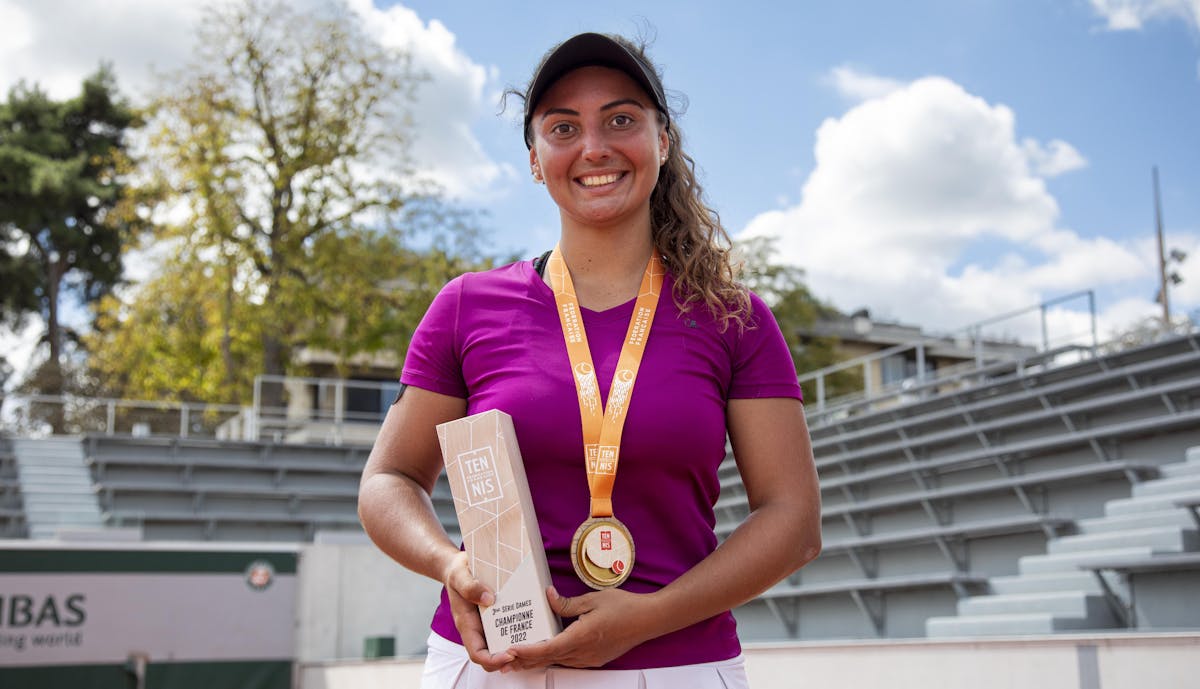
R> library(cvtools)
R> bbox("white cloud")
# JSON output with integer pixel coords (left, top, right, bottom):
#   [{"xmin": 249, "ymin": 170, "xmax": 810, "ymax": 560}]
[
  {"xmin": 0, "ymin": 2, "xmax": 34, "ymax": 54},
  {"xmin": 0, "ymin": 0, "xmax": 204, "ymax": 101},
  {"xmin": 344, "ymin": 0, "xmax": 513, "ymax": 199},
  {"xmin": 827, "ymin": 65, "xmax": 905, "ymax": 102},
  {"xmin": 1022, "ymin": 139, "xmax": 1088, "ymax": 177},
  {"xmin": 739, "ymin": 72, "xmax": 1171, "ymax": 344},
  {"xmin": 0, "ymin": 0, "xmax": 507, "ymax": 200},
  {"xmin": 1089, "ymin": 0, "xmax": 1200, "ymax": 31}
]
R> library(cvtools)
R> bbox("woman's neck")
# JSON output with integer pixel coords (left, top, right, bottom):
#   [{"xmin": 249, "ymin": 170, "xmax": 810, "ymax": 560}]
[{"xmin": 552, "ymin": 226, "xmax": 655, "ymax": 312}]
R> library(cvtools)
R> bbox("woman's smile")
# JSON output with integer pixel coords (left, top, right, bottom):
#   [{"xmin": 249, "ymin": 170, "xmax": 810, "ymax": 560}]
[{"xmin": 578, "ymin": 172, "xmax": 624, "ymax": 188}]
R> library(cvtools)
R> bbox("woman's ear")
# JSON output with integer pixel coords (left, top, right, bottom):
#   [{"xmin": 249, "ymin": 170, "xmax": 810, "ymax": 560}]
[{"xmin": 530, "ymin": 150, "xmax": 544, "ymax": 184}]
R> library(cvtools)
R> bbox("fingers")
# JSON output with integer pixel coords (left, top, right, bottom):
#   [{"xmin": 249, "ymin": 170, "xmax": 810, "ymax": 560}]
[
  {"xmin": 443, "ymin": 555, "xmax": 513, "ymax": 671},
  {"xmin": 445, "ymin": 552, "xmax": 495, "ymax": 607},
  {"xmin": 507, "ymin": 587, "xmax": 604, "ymax": 670},
  {"xmin": 545, "ymin": 585, "xmax": 588, "ymax": 619}
]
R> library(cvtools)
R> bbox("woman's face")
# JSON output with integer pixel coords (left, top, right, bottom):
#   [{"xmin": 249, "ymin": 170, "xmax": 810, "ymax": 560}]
[{"xmin": 529, "ymin": 66, "xmax": 669, "ymax": 233}]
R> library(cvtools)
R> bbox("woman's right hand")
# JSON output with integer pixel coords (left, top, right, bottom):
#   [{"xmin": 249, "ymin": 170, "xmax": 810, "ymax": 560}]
[{"xmin": 444, "ymin": 551, "xmax": 515, "ymax": 672}]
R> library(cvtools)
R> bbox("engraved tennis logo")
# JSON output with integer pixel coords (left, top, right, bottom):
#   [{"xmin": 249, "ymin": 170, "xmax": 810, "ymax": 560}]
[{"xmin": 458, "ymin": 447, "xmax": 503, "ymax": 506}]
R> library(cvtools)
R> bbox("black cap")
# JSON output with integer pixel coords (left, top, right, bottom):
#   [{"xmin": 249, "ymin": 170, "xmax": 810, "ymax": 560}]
[{"xmin": 523, "ymin": 32, "xmax": 669, "ymax": 149}]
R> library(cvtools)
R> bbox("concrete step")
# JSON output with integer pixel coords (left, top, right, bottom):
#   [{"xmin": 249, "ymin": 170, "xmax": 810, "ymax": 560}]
[
  {"xmin": 1019, "ymin": 546, "xmax": 1156, "ymax": 574},
  {"xmin": 1186, "ymin": 446, "xmax": 1200, "ymax": 463},
  {"xmin": 1047, "ymin": 526, "xmax": 1198, "ymax": 555},
  {"xmin": 16, "ymin": 449, "xmax": 88, "ymax": 458},
  {"xmin": 29, "ymin": 524, "xmax": 102, "ymax": 540},
  {"xmin": 1106, "ymin": 490, "xmax": 1200, "ymax": 517},
  {"xmin": 1161, "ymin": 462, "xmax": 1200, "ymax": 479},
  {"xmin": 985, "ymin": 572, "xmax": 1098, "ymax": 597},
  {"xmin": 14, "ymin": 453, "xmax": 88, "ymax": 465},
  {"xmin": 25, "ymin": 505, "xmax": 103, "ymax": 518},
  {"xmin": 1134, "ymin": 474, "xmax": 1200, "ymax": 497},
  {"xmin": 22, "ymin": 493, "xmax": 95, "ymax": 506},
  {"xmin": 20, "ymin": 479, "xmax": 96, "ymax": 491},
  {"xmin": 22, "ymin": 494, "xmax": 100, "ymax": 508},
  {"xmin": 25, "ymin": 513, "xmax": 103, "ymax": 525},
  {"xmin": 13, "ymin": 439, "xmax": 84, "ymax": 450},
  {"xmin": 926, "ymin": 611, "xmax": 1103, "ymax": 637},
  {"xmin": 1076, "ymin": 509, "xmax": 1196, "ymax": 534},
  {"xmin": 13, "ymin": 468, "xmax": 93, "ymax": 477},
  {"xmin": 958, "ymin": 590, "xmax": 1113, "ymax": 621}
]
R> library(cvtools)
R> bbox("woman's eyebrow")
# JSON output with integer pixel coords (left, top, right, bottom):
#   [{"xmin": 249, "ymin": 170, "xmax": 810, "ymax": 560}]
[
  {"xmin": 540, "ymin": 99, "xmax": 648, "ymax": 120},
  {"xmin": 600, "ymin": 98, "xmax": 647, "ymax": 111}
]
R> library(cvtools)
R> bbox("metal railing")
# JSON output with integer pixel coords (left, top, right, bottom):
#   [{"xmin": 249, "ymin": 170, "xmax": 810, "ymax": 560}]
[
  {"xmin": 0, "ymin": 376, "xmax": 400, "ymax": 446},
  {"xmin": 246, "ymin": 374, "xmax": 400, "ymax": 446},
  {"xmin": 800, "ymin": 290, "xmax": 1100, "ymax": 420},
  {"xmin": 0, "ymin": 394, "xmax": 244, "ymax": 439}
]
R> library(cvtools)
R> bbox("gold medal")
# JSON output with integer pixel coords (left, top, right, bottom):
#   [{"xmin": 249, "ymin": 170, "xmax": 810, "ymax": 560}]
[
  {"xmin": 570, "ymin": 517, "xmax": 635, "ymax": 590},
  {"xmin": 548, "ymin": 245, "xmax": 663, "ymax": 590}
]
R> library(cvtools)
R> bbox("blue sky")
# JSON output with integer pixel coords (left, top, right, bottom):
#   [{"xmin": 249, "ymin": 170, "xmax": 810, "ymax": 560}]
[
  {"xmin": 2, "ymin": 0, "xmax": 1199, "ymax": 375},
  {"xmin": 399, "ymin": 0, "xmax": 1200, "ymax": 250}
]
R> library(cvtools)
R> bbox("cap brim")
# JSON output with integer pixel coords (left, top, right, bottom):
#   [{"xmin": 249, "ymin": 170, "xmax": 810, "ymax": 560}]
[{"xmin": 524, "ymin": 33, "xmax": 667, "ymax": 147}]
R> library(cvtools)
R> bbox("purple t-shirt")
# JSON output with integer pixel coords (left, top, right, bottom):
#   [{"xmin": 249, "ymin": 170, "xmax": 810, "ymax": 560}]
[{"xmin": 401, "ymin": 259, "xmax": 801, "ymax": 670}]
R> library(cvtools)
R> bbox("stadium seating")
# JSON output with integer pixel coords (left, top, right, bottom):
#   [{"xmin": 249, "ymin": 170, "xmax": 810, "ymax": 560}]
[
  {"xmin": 79, "ymin": 435, "xmax": 462, "ymax": 542},
  {"xmin": 723, "ymin": 332, "xmax": 1200, "ymax": 641}
]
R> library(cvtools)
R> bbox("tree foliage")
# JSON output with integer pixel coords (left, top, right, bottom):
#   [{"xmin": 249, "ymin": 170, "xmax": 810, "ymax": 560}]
[
  {"xmin": 154, "ymin": 0, "xmax": 430, "ymax": 376},
  {"xmin": 86, "ymin": 0, "xmax": 493, "ymax": 405},
  {"xmin": 0, "ymin": 67, "xmax": 138, "ymax": 396},
  {"xmin": 736, "ymin": 235, "xmax": 862, "ymax": 399}
]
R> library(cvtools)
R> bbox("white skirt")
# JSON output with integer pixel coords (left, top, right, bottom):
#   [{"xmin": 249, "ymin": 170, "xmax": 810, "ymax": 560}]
[{"xmin": 421, "ymin": 632, "xmax": 750, "ymax": 689}]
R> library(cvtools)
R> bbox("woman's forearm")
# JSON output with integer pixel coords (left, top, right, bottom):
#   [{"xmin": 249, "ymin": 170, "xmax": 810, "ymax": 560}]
[
  {"xmin": 359, "ymin": 470, "xmax": 461, "ymax": 583},
  {"xmin": 358, "ymin": 388, "xmax": 469, "ymax": 584}
]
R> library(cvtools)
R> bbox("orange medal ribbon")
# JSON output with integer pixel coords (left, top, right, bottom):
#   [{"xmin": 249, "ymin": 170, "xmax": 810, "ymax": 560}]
[
  {"xmin": 547, "ymin": 244, "xmax": 665, "ymax": 519},
  {"xmin": 550, "ymin": 244, "xmax": 663, "ymax": 588}
]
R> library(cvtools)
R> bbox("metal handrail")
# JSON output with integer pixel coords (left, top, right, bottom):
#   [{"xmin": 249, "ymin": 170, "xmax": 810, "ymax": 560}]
[
  {"xmin": 0, "ymin": 394, "xmax": 244, "ymax": 439},
  {"xmin": 800, "ymin": 290, "xmax": 1099, "ymax": 416}
]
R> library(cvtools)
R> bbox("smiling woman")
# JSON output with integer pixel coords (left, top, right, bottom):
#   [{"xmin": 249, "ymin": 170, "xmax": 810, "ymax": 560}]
[{"xmin": 358, "ymin": 31, "xmax": 822, "ymax": 689}]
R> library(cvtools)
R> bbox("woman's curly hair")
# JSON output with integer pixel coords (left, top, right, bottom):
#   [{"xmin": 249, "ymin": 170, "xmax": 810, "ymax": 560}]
[{"xmin": 650, "ymin": 115, "xmax": 751, "ymax": 332}]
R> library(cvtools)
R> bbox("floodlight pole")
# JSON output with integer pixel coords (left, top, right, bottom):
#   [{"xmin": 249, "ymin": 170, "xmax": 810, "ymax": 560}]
[{"xmin": 1154, "ymin": 166, "xmax": 1170, "ymax": 327}]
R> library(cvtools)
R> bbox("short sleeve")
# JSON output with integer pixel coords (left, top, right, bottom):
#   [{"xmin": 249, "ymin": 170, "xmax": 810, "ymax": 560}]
[
  {"xmin": 400, "ymin": 276, "xmax": 468, "ymax": 398},
  {"xmin": 728, "ymin": 291, "xmax": 804, "ymax": 402}
]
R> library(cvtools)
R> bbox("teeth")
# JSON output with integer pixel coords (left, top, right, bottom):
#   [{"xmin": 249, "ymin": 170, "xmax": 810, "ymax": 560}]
[{"xmin": 580, "ymin": 173, "xmax": 621, "ymax": 187}]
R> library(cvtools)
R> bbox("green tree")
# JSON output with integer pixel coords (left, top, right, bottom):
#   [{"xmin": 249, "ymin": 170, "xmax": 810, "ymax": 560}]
[
  {"xmin": 87, "ymin": 224, "xmax": 494, "ymax": 405},
  {"xmin": 87, "ymin": 0, "xmax": 493, "ymax": 405},
  {"xmin": 153, "ymin": 0, "xmax": 430, "ymax": 380},
  {"xmin": 0, "ymin": 67, "xmax": 138, "ymax": 398},
  {"xmin": 736, "ymin": 235, "xmax": 862, "ymax": 399},
  {"xmin": 88, "ymin": 247, "xmax": 263, "ymax": 404}
]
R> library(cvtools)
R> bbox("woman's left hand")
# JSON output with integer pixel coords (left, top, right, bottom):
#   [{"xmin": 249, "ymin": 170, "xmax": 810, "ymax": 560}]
[{"xmin": 505, "ymin": 586, "xmax": 659, "ymax": 670}]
